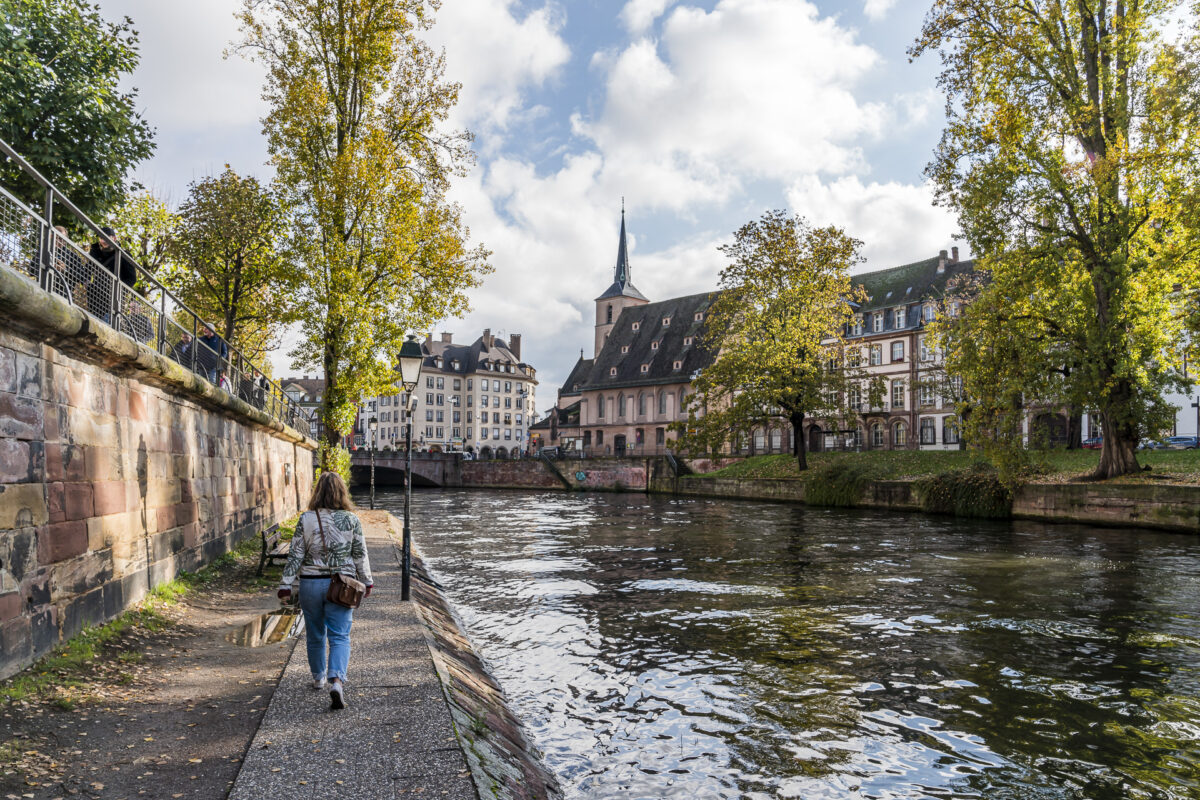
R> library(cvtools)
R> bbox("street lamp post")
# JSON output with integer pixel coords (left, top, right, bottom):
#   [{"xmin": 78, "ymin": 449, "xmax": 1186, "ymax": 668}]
[
  {"xmin": 368, "ymin": 416, "xmax": 378, "ymax": 510},
  {"xmin": 397, "ymin": 335, "xmax": 424, "ymax": 601}
]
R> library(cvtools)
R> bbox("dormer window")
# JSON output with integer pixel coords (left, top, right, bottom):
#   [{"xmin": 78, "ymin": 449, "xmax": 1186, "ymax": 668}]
[
  {"xmin": 673, "ymin": 360, "xmax": 683, "ymax": 370},
  {"xmin": 631, "ymin": 321, "xmax": 640, "ymax": 332},
  {"xmin": 620, "ymin": 345, "xmax": 629, "ymax": 354},
  {"xmin": 650, "ymin": 340, "xmax": 659, "ymax": 350},
  {"xmin": 694, "ymin": 312, "xmax": 703, "ymax": 322},
  {"xmin": 662, "ymin": 317, "xmax": 671, "ymax": 327},
  {"xmin": 609, "ymin": 367, "xmax": 617, "ymax": 377},
  {"xmin": 683, "ymin": 336, "xmax": 693, "ymax": 346},
  {"xmin": 894, "ymin": 308, "xmax": 906, "ymax": 328},
  {"xmin": 640, "ymin": 364, "xmax": 650, "ymax": 373},
  {"xmin": 435, "ymin": 357, "xmax": 443, "ymax": 368},
  {"xmin": 923, "ymin": 304, "xmax": 936, "ymax": 322},
  {"xmin": 872, "ymin": 313, "xmax": 883, "ymax": 333},
  {"xmin": 451, "ymin": 359, "xmax": 461, "ymax": 370}
]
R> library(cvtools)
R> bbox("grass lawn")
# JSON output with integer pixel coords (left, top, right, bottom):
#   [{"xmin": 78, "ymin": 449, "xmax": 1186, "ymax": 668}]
[{"xmin": 692, "ymin": 449, "xmax": 1200, "ymax": 485}]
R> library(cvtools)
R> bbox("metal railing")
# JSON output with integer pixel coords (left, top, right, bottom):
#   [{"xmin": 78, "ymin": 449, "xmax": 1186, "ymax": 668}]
[{"xmin": 0, "ymin": 138, "xmax": 310, "ymax": 437}]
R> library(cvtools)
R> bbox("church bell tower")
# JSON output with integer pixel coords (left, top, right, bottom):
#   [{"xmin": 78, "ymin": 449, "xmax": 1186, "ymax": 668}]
[{"xmin": 594, "ymin": 204, "xmax": 649, "ymax": 357}]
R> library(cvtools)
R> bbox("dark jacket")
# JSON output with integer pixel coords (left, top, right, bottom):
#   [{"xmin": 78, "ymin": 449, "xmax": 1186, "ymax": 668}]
[
  {"xmin": 196, "ymin": 332, "xmax": 228, "ymax": 374},
  {"xmin": 171, "ymin": 339, "xmax": 194, "ymax": 365},
  {"xmin": 88, "ymin": 242, "xmax": 136, "ymax": 289}
]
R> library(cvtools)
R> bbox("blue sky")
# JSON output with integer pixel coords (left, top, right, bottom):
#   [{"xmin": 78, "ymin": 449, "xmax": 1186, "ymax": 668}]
[{"xmin": 100, "ymin": 0, "xmax": 963, "ymax": 411}]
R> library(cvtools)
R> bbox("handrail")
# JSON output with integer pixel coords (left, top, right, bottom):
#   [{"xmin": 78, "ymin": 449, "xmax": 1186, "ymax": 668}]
[{"xmin": 0, "ymin": 137, "xmax": 311, "ymax": 438}]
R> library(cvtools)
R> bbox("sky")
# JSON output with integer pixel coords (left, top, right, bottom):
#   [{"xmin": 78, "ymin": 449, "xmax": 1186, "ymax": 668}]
[{"xmin": 99, "ymin": 0, "xmax": 963, "ymax": 404}]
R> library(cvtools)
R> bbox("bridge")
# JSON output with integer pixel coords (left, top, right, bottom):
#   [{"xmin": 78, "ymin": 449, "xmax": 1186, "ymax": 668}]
[{"xmin": 349, "ymin": 451, "xmax": 462, "ymax": 488}]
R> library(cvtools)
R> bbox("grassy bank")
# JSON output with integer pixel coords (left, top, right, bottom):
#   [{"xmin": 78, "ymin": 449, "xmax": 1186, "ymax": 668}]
[
  {"xmin": 692, "ymin": 449, "xmax": 1200, "ymax": 485},
  {"xmin": 0, "ymin": 515, "xmax": 299, "ymax": 707}
]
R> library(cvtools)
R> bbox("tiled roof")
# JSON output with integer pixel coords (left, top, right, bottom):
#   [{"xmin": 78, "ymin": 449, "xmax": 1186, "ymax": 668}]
[
  {"xmin": 281, "ymin": 377, "xmax": 326, "ymax": 396},
  {"xmin": 579, "ymin": 291, "xmax": 719, "ymax": 391},
  {"xmin": 422, "ymin": 333, "xmax": 535, "ymax": 381},
  {"xmin": 854, "ymin": 256, "xmax": 974, "ymax": 313},
  {"xmin": 558, "ymin": 356, "xmax": 595, "ymax": 397}
]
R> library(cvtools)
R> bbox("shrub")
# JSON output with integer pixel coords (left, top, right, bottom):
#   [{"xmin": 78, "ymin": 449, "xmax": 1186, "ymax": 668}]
[
  {"xmin": 915, "ymin": 463, "xmax": 1013, "ymax": 519},
  {"xmin": 802, "ymin": 460, "xmax": 877, "ymax": 507}
]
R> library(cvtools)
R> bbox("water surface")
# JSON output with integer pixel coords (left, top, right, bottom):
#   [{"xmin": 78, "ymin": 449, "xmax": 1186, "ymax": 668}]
[{"xmin": 369, "ymin": 489, "xmax": 1200, "ymax": 799}]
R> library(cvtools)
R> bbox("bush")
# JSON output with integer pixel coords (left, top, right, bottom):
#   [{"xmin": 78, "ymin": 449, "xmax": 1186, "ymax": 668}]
[
  {"xmin": 915, "ymin": 463, "xmax": 1013, "ymax": 519},
  {"xmin": 802, "ymin": 460, "xmax": 877, "ymax": 507}
]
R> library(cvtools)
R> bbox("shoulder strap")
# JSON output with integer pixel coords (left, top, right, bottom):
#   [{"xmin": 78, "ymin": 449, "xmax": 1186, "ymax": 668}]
[{"xmin": 313, "ymin": 509, "xmax": 329, "ymax": 560}]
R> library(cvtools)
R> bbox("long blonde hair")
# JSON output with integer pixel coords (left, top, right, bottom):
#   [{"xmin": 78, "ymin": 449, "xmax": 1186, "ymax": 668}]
[{"xmin": 308, "ymin": 471, "xmax": 355, "ymax": 511}]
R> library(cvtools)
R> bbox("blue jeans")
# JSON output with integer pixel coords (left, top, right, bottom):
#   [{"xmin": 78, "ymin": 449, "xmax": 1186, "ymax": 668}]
[{"xmin": 298, "ymin": 577, "xmax": 354, "ymax": 682}]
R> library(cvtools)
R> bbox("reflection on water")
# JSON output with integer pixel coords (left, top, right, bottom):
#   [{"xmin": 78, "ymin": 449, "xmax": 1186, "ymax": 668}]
[
  {"xmin": 226, "ymin": 610, "xmax": 302, "ymax": 647},
  {"xmin": 366, "ymin": 489, "xmax": 1200, "ymax": 799}
]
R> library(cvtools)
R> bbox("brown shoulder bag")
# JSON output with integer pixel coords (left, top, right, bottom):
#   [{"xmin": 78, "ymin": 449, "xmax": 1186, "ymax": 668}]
[{"xmin": 313, "ymin": 510, "xmax": 365, "ymax": 609}]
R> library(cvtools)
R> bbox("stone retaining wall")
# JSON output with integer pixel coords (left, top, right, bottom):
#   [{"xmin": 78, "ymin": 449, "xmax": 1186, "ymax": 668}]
[
  {"xmin": 462, "ymin": 458, "xmax": 649, "ymax": 491},
  {"xmin": 651, "ymin": 473, "xmax": 1200, "ymax": 534},
  {"xmin": 0, "ymin": 266, "xmax": 315, "ymax": 678}
]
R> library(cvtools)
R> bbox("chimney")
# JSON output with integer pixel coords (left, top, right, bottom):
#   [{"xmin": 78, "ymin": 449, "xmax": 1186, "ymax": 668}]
[
  {"xmin": 482, "ymin": 328, "xmax": 493, "ymax": 349},
  {"xmin": 951, "ymin": 246, "xmax": 959, "ymax": 263},
  {"xmin": 937, "ymin": 249, "xmax": 948, "ymax": 273},
  {"xmin": 423, "ymin": 332, "xmax": 433, "ymax": 345},
  {"xmin": 509, "ymin": 333, "xmax": 521, "ymax": 360},
  {"xmin": 441, "ymin": 332, "xmax": 452, "ymax": 344}
]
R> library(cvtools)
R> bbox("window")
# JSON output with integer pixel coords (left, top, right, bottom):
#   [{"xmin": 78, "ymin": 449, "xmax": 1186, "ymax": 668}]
[
  {"xmin": 943, "ymin": 417, "xmax": 960, "ymax": 444},
  {"xmin": 684, "ymin": 336, "xmax": 693, "ymax": 346},
  {"xmin": 919, "ymin": 383, "xmax": 935, "ymax": 407},
  {"xmin": 920, "ymin": 418, "xmax": 936, "ymax": 445},
  {"xmin": 923, "ymin": 304, "xmax": 936, "ymax": 322},
  {"xmin": 481, "ymin": 395, "xmax": 489, "ymax": 407},
  {"xmin": 662, "ymin": 316, "xmax": 671, "ymax": 327},
  {"xmin": 436, "ymin": 377, "xmax": 444, "ymax": 389},
  {"xmin": 466, "ymin": 395, "xmax": 473, "ymax": 407},
  {"xmin": 504, "ymin": 381, "xmax": 512, "ymax": 392},
  {"xmin": 453, "ymin": 427, "xmax": 461, "ymax": 438},
  {"xmin": 640, "ymin": 364, "xmax": 650, "ymax": 373},
  {"xmin": 919, "ymin": 338, "xmax": 931, "ymax": 362},
  {"xmin": 849, "ymin": 427, "xmax": 863, "ymax": 449},
  {"xmin": 436, "ymin": 410, "xmax": 444, "ymax": 422},
  {"xmin": 467, "ymin": 379, "xmax": 473, "ymax": 391},
  {"xmin": 426, "ymin": 426, "xmax": 433, "ymax": 437},
  {"xmin": 609, "ymin": 367, "xmax": 617, "ymax": 376},
  {"xmin": 426, "ymin": 392, "xmax": 434, "ymax": 405},
  {"xmin": 505, "ymin": 397, "xmax": 512, "ymax": 408},
  {"xmin": 891, "ymin": 380, "xmax": 905, "ymax": 409},
  {"xmin": 598, "ymin": 395, "xmax": 605, "ymax": 418},
  {"xmin": 504, "ymin": 429, "xmax": 512, "ymax": 440},
  {"xmin": 694, "ymin": 312, "xmax": 703, "ymax": 322},
  {"xmin": 673, "ymin": 360, "xmax": 683, "ymax": 370},
  {"xmin": 425, "ymin": 409, "xmax": 433, "ymax": 422},
  {"xmin": 852, "ymin": 316, "xmax": 863, "ymax": 336},
  {"xmin": 436, "ymin": 393, "xmax": 444, "ymax": 406},
  {"xmin": 596, "ymin": 430, "xmax": 604, "ymax": 445},
  {"xmin": 873, "ymin": 313, "xmax": 883, "ymax": 332},
  {"xmin": 467, "ymin": 428, "xmax": 473, "ymax": 439},
  {"xmin": 651, "ymin": 340, "xmax": 659, "ymax": 350},
  {"xmin": 493, "ymin": 412, "xmax": 500, "ymax": 423},
  {"xmin": 891, "ymin": 341, "xmax": 904, "ymax": 362},
  {"xmin": 467, "ymin": 410, "xmax": 474, "ymax": 423},
  {"xmin": 849, "ymin": 384, "xmax": 862, "ymax": 409},
  {"xmin": 869, "ymin": 345, "xmax": 882, "ymax": 366},
  {"xmin": 481, "ymin": 428, "xmax": 488, "ymax": 439},
  {"xmin": 638, "ymin": 392, "xmax": 647, "ymax": 416},
  {"xmin": 893, "ymin": 421, "xmax": 908, "ymax": 447},
  {"xmin": 436, "ymin": 426, "xmax": 444, "ymax": 439},
  {"xmin": 632, "ymin": 321, "xmax": 641, "ymax": 331},
  {"xmin": 426, "ymin": 376, "xmax": 434, "ymax": 388},
  {"xmin": 894, "ymin": 308, "xmax": 906, "ymax": 328},
  {"xmin": 454, "ymin": 410, "xmax": 461, "ymax": 423},
  {"xmin": 492, "ymin": 427, "xmax": 500, "ymax": 439},
  {"xmin": 606, "ymin": 304, "xmax": 613, "ymax": 323},
  {"xmin": 621, "ymin": 345, "xmax": 629, "ymax": 354},
  {"xmin": 618, "ymin": 393, "xmax": 626, "ymax": 417},
  {"xmin": 658, "ymin": 392, "xmax": 668, "ymax": 415},
  {"xmin": 656, "ymin": 427, "xmax": 665, "ymax": 445},
  {"xmin": 516, "ymin": 414, "xmax": 523, "ymax": 425},
  {"xmin": 848, "ymin": 348, "xmax": 861, "ymax": 367}
]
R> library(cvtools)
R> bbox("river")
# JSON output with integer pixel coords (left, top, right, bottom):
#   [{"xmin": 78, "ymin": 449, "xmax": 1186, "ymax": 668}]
[{"xmin": 365, "ymin": 488, "xmax": 1200, "ymax": 800}]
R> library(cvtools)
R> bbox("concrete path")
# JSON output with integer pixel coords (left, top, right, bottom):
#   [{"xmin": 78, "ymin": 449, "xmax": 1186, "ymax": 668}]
[{"xmin": 229, "ymin": 516, "xmax": 477, "ymax": 800}]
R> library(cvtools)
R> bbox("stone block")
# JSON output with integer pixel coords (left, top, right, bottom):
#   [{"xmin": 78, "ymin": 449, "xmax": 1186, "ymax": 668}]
[
  {"xmin": 85, "ymin": 511, "xmax": 137, "ymax": 552},
  {"xmin": 30, "ymin": 607, "xmax": 57, "ymax": 658},
  {"xmin": 1, "ymin": 618, "xmax": 31, "ymax": 673},
  {"xmin": 42, "ymin": 401, "xmax": 63, "ymax": 441},
  {"xmin": 45, "ymin": 442, "xmax": 87, "ymax": 482},
  {"xmin": 0, "ymin": 438, "xmax": 33, "ymax": 483},
  {"xmin": 24, "ymin": 574, "xmax": 50, "ymax": 607},
  {"xmin": 0, "ymin": 484, "xmax": 47, "ymax": 529},
  {"xmin": 48, "ymin": 550, "xmax": 113, "ymax": 602},
  {"xmin": 0, "ymin": 591, "xmax": 21, "ymax": 622},
  {"xmin": 70, "ymin": 408, "xmax": 120, "ymax": 448},
  {"xmin": 102, "ymin": 578, "xmax": 125, "ymax": 619},
  {"xmin": 62, "ymin": 587, "xmax": 104, "ymax": 640},
  {"xmin": 14, "ymin": 351, "xmax": 41, "ymax": 399},
  {"xmin": 39, "ymin": 519, "xmax": 88, "ymax": 563},
  {"xmin": 47, "ymin": 482, "xmax": 94, "ymax": 523},
  {"xmin": 0, "ymin": 347, "xmax": 14, "ymax": 394},
  {"xmin": 0, "ymin": 391, "xmax": 43, "ymax": 440},
  {"xmin": 129, "ymin": 389, "xmax": 146, "ymax": 421},
  {"xmin": 93, "ymin": 480, "xmax": 127, "ymax": 515}
]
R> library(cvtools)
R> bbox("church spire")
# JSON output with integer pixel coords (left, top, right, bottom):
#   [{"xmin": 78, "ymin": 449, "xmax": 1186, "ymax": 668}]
[{"xmin": 597, "ymin": 202, "xmax": 647, "ymax": 302}]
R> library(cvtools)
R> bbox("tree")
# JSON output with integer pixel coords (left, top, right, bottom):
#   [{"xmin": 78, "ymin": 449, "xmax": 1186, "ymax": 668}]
[
  {"xmin": 238, "ymin": 0, "xmax": 490, "ymax": 471},
  {"xmin": 111, "ymin": 190, "xmax": 177, "ymax": 284},
  {"xmin": 0, "ymin": 0, "xmax": 155, "ymax": 219},
  {"xmin": 912, "ymin": 0, "xmax": 1200, "ymax": 479},
  {"xmin": 674, "ymin": 210, "xmax": 864, "ymax": 471},
  {"xmin": 166, "ymin": 168, "xmax": 291, "ymax": 363}
]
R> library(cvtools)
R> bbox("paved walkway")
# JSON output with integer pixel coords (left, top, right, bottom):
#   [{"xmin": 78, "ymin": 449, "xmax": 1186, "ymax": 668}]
[{"xmin": 229, "ymin": 514, "xmax": 477, "ymax": 800}]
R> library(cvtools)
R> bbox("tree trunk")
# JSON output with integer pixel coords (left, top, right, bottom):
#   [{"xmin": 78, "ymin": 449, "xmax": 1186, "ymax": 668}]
[
  {"xmin": 790, "ymin": 410, "xmax": 808, "ymax": 471},
  {"xmin": 1093, "ymin": 387, "xmax": 1141, "ymax": 479},
  {"xmin": 1066, "ymin": 406, "xmax": 1083, "ymax": 450}
]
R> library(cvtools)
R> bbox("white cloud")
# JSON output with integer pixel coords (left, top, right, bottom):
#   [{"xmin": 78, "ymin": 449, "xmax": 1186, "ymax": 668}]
[
  {"xmin": 785, "ymin": 175, "xmax": 963, "ymax": 270},
  {"xmin": 574, "ymin": 0, "xmax": 888, "ymax": 208},
  {"xmin": 426, "ymin": 0, "xmax": 570, "ymax": 136},
  {"xmin": 619, "ymin": 0, "xmax": 676, "ymax": 34},
  {"xmin": 863, "ymin": 0, "xmax": 898, "ymax": 22}
]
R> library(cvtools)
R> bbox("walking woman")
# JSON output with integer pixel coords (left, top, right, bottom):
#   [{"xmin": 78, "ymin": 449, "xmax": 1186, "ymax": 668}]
[{"xmin": 277, "ymin": 473, "xmax": 373, "ymax": 709}]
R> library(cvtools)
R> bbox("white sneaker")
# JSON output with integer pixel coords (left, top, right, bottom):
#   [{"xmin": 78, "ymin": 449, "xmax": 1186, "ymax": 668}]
[
  {"xmin": 312, "ymin": 678, "xmax": 326, "ymax": 690},
  {"xmin": 329, "ymin": 680, "xmax": 346, "ymax": 710}
]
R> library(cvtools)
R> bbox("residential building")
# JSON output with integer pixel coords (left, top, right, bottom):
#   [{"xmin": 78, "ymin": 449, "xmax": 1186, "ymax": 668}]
[
  {"xmin": 358, "ymin": 330, "xmax": 538, "ymax": 457},
  {"xmin": 281, "ymin": 375, "xmax": 328, "ymax": 442}
]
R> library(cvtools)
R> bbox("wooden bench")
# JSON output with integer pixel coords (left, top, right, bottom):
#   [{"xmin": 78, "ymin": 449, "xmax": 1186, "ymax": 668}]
[{"xmin": 256, "ymin": 524, "xmax": 288, "ymax": 576}]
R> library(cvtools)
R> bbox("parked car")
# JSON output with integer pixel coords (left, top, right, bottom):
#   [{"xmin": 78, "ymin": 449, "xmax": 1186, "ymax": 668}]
[
  {"xmin": 1137, "ymin": 439, "xmax": 1167, "ymax": 451},
  {"xmin": 539, "ymin": 446, "xmax": 562, "ymax": 459},
  {"xmin": 1163, "ymin": 435, "xmax": 1199, "ymax": 450},
  {"xmin": 1081, "ymin": 437, "xmax": 1103, "ymax": 449}
]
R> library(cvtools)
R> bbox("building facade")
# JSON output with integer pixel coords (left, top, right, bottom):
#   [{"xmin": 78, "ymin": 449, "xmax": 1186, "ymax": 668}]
[
  {"xmin": 357, "ymin": 330, "xmax": 538, "ymax": 456},
  {"xmin": 281, "ymin": 376, "xmax": 328, "ymax": 442}
]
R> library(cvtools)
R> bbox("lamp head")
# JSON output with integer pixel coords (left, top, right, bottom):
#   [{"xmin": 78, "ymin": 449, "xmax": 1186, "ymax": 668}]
[{"xmin": 398, "ymin": 334, "xmax": 424, "ymax": 391}]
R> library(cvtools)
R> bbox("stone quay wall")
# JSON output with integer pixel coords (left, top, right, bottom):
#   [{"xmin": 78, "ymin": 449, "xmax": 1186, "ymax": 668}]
[
  {"xmin": 0, "ymin": 266, "xmax": 315, "ymax": 678},
  {"xmin": 461, "ymin": 458, "xmax": 649, "ymax": 492},
  {"xmin": 649, "ymin": 471, "xmax": 1200, "ymax": 534}
]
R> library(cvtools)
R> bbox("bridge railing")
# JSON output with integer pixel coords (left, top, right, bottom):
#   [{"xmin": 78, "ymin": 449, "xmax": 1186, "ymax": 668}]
[{"xmin": 0, "ymin": 138, "xmax": 311, "ymax": 438}]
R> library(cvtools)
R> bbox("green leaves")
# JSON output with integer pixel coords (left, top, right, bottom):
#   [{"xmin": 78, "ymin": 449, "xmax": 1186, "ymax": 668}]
[{"xmin": 0, "ymin": 0, "xmax": 155, "ymax": 219}]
